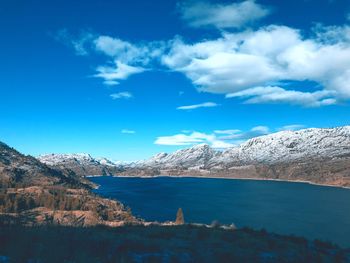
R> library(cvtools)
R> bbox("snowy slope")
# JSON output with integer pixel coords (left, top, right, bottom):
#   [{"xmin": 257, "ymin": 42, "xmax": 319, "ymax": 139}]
[
  {"xmin": 214, "ymin": 126, "xmax": 350, "ymax": 166},
  {"xmin": 38, "ymin": 126, "xmax": 350, "ymax": 171},
  {"xmin": 39, "ymin": 153, "xmax": 100, "ymax": 166},
  {"xmin": 135, "ymin": 144, "xmax": 219, "ymax": 169},
  {"xmin": 137, "ymin": 126, "xmax": 350, "ymax": 169}
]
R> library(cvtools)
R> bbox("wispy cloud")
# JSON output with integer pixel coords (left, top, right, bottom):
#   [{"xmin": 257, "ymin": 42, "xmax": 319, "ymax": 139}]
[
  {"xmin": 226, "ymin": 86, "xmax": 337, "ymax": 107},
  {"xmin": 92, "ymin": 35, "xmax": 166, "ymax": 85},
  {"xmin": 216, "ymin": 126, "xmax": 270, "ymax": 141},
  {"xmin": 177, "ymin": 102, "xmax": 219, "ymax": 110},
  {"xmin": 54, "ymin": 29, "xmax": 94, "ymax": 56},
  {"xmin": 121, "ymin": 129, "xmax": 136, "ymax": 134},
  {"xmin": 110, "ymin": 92, "xmax": 133, "ymax": 100},
  {"xmin": 278, "ymin": 124, "xmax": 305, "ymax": 131},
  {"xmin": 214, "ymin": 129, "xmax": 241, "ymax": 135},
  {"xmin": 95, "ymin": 61, "xmax": 145, "ymax": 85},
  {"xmin": 179, "ymin": 0, "xmax": 270, "ymax": 29}
]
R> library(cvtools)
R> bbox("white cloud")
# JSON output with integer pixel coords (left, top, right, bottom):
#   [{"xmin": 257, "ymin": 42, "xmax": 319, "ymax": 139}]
[
  {"xmin": 155, "ymin": 126, "xmax": 272, "ymax": 149},
  {"xmin": 251, "ymin": 125, "xmax": 269, "ymax": 134},
  {"xmin": 214, "ymin": 129, "xmax": 241, "ymax": 135},
  {"xmin": 177, "ymin": 102, "xmax": 219, "ymax": 110},
  {"xmin": 92, "ymin": 36, "xmax": 166, "ymax": 85},
  {"xmin": 226, "ymin": 86, "xmax": 337, "ymax": 107},
  {"xmin": 211, "ymin": 140, "xmax": 235, "ymax": 149},
  {"xmin": 217, "ymin": 126, "xmax": 270, "ymax": 140},
  {"xmin": 161, "ymin": 24, "xmax": 350, "ymax": 105},
  {"xmin": 155, "ymin": 132, "xmax": 213, "ymax": 146},
  {"xmin": 95, "ymin": 36, "xmax": 138, "ymax": 59},
  {"xmin": 110, "ymin": 92, "xmax": 133, "ymax": 100},
  {"xmin": 155, "ymin": 131, "xmax": 233, "ymax": 149},
  {"xmin": 59, "ymin": 21, "xmax": 350, "ymax": 107},
  {"xmin": 94, "ymin": 35, "xmax": 166, "ymax": 64},
  {"xmin": 121, "ymin": 129, "xmax": 136, "ymax": 134},
  {"xmin": 179, "ymin": 0, "xmax": 270, "ymax": 29},
  {"xmin": 95, "ymin": 61, "xmax": 145, "ymax": 85}
]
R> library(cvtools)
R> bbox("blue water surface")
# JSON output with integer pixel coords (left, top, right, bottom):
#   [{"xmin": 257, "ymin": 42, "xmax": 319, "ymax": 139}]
[{"xmin": 90, "ymin": 176, "xmax": 350, "ymax": 247}]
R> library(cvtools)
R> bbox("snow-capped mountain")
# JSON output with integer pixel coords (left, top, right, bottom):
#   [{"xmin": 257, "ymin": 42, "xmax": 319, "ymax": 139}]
[
  {"xmin": 38, "ymin": 153, "xmax": 122, "ymax": 176},
  {"xmin": 136, "ymin": 144, "xmax": 219, "ymax": 169},
  {"xmin": 39, "ymin": 153, "xmax": 98, "ymax": 166},
  {"xmin": 135, "ymin": 126, "xmax": 350, "ymax": 169},
  {"xmin": 37, "ymin": 126, "xmax": 350, "ymax": 187},
  {"xmin": 210, "ymin": 126, "xmax": 350, "ymax": 167}
]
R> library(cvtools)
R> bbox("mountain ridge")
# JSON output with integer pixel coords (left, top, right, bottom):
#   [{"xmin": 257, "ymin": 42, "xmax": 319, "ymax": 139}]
[{"xmin": 38, "ymin": 126, "xmax": 350, "ymax": 187}]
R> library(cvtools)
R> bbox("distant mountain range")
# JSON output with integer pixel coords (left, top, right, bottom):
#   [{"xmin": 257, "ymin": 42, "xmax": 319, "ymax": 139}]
[{"xmin": 38, "ymin": 126, "xmax": 350, "ymax": 187}]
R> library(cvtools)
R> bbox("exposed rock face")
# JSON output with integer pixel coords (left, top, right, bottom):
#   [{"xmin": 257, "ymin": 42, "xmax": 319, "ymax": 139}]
[{"xmin": 0, "ymin": 142, "xmax": 139, "ymax": 226}]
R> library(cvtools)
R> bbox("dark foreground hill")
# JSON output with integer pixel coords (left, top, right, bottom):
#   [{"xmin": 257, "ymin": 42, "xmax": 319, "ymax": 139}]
[{"xmin": 0, "ymin": 225, "xmax": 349, "ymax": 263}]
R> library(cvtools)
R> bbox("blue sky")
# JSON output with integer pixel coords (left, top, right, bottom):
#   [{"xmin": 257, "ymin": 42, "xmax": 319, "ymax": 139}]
[{"xmin": 1, "ymin": 0, "xmax": 350, "ymax": 161}]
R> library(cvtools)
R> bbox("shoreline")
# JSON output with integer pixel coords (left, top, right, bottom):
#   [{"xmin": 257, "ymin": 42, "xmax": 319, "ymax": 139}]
[{"xmin": 87, "ymin": 174, "xmax": 350, "ymax": 190}]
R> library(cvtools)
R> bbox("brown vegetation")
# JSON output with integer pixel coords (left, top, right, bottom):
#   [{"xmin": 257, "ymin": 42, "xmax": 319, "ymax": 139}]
[
  {"xmin": 0, "ymin": 141, "xmax": 138, "ymax": 227},
  {"xmin": 175, "ymin": 207, "xmax": 185, "ymax": 225}
]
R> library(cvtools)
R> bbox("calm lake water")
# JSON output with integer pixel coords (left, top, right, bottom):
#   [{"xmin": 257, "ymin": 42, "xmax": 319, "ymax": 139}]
[{"xmin": 90, "ymin": 176, "xmax": 350, "ymax": 247}]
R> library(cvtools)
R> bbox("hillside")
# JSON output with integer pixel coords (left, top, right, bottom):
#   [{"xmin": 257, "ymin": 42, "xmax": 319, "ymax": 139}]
[{"xmin": 0, "ymin": 141, "xmax": 138, "ymax": 226}]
